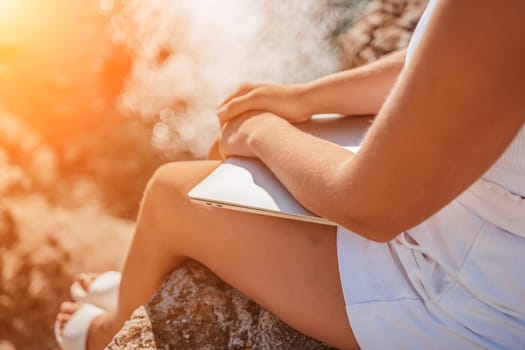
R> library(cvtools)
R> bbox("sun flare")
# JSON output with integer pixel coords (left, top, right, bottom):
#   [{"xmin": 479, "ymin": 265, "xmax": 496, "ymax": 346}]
[{"xmin": 0, "ymin": 0, "xmax": 22, "ymax": 28}]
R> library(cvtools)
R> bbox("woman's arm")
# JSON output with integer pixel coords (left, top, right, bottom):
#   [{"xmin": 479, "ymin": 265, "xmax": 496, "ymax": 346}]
[
  {"xmin": 221, "ymin": 1, "xmax": 525, "ymax": 242},
  {"xmin": 303, "ymin": 49, "xmax": 406, "ymax": 116},
  {"xmin": 217, "ymin": 50, "xmax": 405, "ymax": 124}
]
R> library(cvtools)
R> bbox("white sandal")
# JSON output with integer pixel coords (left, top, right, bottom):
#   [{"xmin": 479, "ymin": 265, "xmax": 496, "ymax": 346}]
[
  {"xmin": 55, "ymin": 304, "xmax": 104, "ymax": 350},
  {"xmin": 70, "ymin": 271, "xmax": 121, "ymax": 313}
]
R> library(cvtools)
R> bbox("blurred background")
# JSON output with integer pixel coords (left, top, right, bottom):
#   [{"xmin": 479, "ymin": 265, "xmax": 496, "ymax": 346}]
[{"xmin": 0, "ymin": 0, "xmax": 423, "ymax": 348}]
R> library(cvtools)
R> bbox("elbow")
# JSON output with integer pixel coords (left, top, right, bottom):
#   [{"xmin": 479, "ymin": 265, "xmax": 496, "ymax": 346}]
[
  {"xmin": 357, "ymin": 228, "xmax": 399, "ymax": 243},
  {"xmin": 336, "ymin": 214, "xmax": 403, "ymax": 243},
  {"xmin": 367, "ymin": 231, "xmax": 399, "ymax": 243}
]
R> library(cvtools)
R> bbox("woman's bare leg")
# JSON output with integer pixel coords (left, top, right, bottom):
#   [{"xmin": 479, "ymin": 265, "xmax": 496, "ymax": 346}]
[{"xmin": 58, "ymin": 160, "xmax": 359, "ymax": 350}]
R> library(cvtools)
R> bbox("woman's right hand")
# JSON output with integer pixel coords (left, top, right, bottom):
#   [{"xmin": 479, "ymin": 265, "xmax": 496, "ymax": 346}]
[{"xmin": 217, "ymin": 83, "xmax": 313, "ymax": 125}]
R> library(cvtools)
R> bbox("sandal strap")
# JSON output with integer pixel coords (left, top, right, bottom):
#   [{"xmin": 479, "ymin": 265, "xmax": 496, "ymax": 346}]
[
  {"xmin": 55, "ymin": 304, "xmax": 104, "ymax": 350},
  {"xmin": 71, "ymin": 271, "xmax": 121, "ymax": 312}
]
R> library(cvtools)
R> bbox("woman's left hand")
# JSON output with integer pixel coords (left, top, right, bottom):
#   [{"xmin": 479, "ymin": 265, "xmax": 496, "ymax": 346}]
[{"xmin": 219, "ymin": 112, "xmax": 287, "ymax": 159}]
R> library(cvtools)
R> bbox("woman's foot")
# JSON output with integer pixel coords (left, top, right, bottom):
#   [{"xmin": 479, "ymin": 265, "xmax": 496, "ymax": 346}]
[
  {"xmin": 56, "ymin": 302, "xmax": 121, "ymax": 350},
  {"xmin": 71, "ymin": 272, "xmax": 121, "ymax": 312}
]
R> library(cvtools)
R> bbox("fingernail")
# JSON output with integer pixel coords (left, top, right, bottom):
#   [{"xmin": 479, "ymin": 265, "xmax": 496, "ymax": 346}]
[{"xmin": 217, "ymin": 106, "xmax": 227, "ymax": 116}]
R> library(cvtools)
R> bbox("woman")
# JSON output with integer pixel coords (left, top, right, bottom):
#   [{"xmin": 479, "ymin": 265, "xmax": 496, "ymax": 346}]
[{"xmin": 55, "ymin": 1, "xmax": 525, "ymax": 349}]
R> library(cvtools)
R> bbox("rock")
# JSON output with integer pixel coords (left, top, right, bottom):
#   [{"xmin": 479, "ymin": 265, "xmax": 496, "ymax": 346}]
[
  {"xmin": 339, "ymin": 0, "xmax": 428, "ymax": 69},
  {"xmin": 107, "ymin": 262, "xmax": 334, "ymax": 350}
]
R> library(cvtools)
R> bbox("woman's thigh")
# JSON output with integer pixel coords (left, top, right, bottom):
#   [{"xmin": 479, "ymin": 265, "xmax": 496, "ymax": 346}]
[{"xmin": 149, "ymin": 160, "xmax": 360, "ymax": 350}]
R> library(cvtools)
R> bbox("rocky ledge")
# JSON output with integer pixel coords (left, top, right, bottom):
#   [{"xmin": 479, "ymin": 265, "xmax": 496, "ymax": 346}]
[
  {"xmin": 106, "ymin": 262, "xmax": 333, "ymax": 350},
  {"xmin": 339, "ymin": 0, "xmax": 428, "ymax": 68}
]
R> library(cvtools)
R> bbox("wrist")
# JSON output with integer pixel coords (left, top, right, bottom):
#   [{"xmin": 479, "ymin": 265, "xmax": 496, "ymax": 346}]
[
  {"xmin": 247, "ymin": 113, "xmax": 291, "ymax": 157},
  {"xmin": 298, "ymin": 82, "xmax": 321, "ymax": 116}
]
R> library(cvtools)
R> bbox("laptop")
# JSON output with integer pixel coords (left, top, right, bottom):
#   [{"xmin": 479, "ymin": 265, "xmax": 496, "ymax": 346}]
[{"xmin": 188, "ymin": 114, "xmax": 371, "ymax": 225}]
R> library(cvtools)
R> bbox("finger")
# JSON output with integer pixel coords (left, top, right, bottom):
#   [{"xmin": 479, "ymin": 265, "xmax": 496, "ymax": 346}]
[
  {"xmin": 218, "ymin": 83, "xmax": 260, "ymax": 108},
  {"xmin": 207, "ymin": 134, "xmax": 222, "ymax": 160},
  {"xmin": 218, "ymin": 92, "xmax": 265, "ymax": 125},
  {"xmin": 218, "ymin": 123, "xmax": 231, "ymax": 159}
]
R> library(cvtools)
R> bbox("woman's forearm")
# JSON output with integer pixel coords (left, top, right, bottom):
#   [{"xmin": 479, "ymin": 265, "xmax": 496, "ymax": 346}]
[
  {"xmin": 303, "ymin": 49, "xmax": 406, "ymax": 116},
  {"xmin": 246, "ymin": 116, "xmax": 359, "ymax": 232}
]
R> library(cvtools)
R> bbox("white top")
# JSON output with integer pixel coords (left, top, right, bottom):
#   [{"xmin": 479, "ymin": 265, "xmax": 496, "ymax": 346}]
[{"xmin": 484, "ymin": 131, "xmax": 525, "ymax": 196}]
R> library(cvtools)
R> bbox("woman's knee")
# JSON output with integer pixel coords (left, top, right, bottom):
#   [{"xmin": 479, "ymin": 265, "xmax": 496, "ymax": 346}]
[
  {"xmin": 142, "ymin": 162, "xmax": 191, "ymax": 218},
  {"xmin": 148, "ymin": 162, "xmax": 187, "ymax": 196},
  {"xmin": 148, "ymin": 161, "xmax": 217, "ymax": 196},
  {"xmin": 132, "ymin": 163, "xmax": 198, "ymax": 257},
  {"xmin": 141, "ymin": 161, "xmax": 218, "ymax": 225}
]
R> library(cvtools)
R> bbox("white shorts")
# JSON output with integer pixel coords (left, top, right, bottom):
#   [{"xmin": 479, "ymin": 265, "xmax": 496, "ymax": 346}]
[{"xmin": 337, "ymin": 182, "xmax": 525, "ymax": 349}]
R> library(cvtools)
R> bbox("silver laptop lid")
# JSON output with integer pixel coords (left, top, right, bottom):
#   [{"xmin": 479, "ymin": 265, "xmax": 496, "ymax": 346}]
[{"xmin": 188, "ymin": 115, "xmax": 370, "ymax": 225}]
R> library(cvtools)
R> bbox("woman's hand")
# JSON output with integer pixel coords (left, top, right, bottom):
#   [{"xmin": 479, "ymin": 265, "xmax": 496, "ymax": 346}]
[
  {"xmin": 217, "ymin": 83, "xmax": 312, "ymax": 125},
  {"xmin": 219, "ymin": 112, "xmax": 289, "ymax": 158}
]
